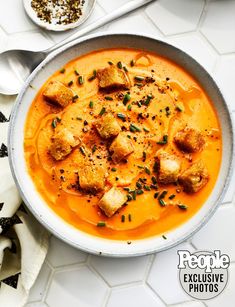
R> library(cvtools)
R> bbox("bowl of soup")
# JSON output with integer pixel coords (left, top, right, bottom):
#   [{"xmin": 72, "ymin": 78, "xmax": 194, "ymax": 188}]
[{"xmin": 8, "ymin": 33, "xmax": 234, "ymax": 256}]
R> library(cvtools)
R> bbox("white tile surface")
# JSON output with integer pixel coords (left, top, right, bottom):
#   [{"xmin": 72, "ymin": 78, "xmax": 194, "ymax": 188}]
[
  {"xmin": 206, "ymin": 263, "xmax": 235, "ymax": 307},
  {"xmin": 46, "ymin": 266, "xmax": 108, "ymax": 307},
  {"xmin": 0, "ymin": 0, "xmax": 36, "ymax": 33},
  {"xmin": 145, "ymin": 0, "xmax": 205, "ymax": 36},
  {"xmin": 28, "ymin": 262, "xmax": 51, "ymax": 303},
  {"xmin": 201, "ymin": 0, "xmax": 235, "ymax": 54},
  {"xmin": 166, "ymin": 33, "xmax": 217, "ymax": 72},
  {"xmin": 147, "ymin": 243, "xmax": 195, "ymax": 305},
  {"xmin": 192, "ymin": 205, "xmax": 235, "ymax": 261},
  {"xmin": 46, "ymin": 237, "xmax": 87, "ymax": 267},
  {"xmin": 107, "ymin": 284, "xmax": 166, "ymax": 307},
  {"xmin": 90, "ymin": 255, "xmax": 150, "ymax": 286},
  {"xmin": 214, "ymin": 55, "xmax": 235, "ymax": 112},
  {"xmin": 108, "ymin": 11, "xmax": 162, "ymax": 37}
]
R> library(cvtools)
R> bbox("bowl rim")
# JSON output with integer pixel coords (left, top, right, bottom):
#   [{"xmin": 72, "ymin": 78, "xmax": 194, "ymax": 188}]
[{"xmin": 8, "ymin": 32, "xmax": 235, "ymax": 257}]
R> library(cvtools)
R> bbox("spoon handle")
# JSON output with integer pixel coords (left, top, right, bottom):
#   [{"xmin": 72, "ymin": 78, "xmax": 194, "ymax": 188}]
[{"xmin": 46, "ymin": 0, "xmax": 155, "ymax": 54}]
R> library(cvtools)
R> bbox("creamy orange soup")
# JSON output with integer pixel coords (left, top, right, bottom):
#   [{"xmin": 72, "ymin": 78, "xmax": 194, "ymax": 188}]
[{"xmin": 24, "ymin": 48, "xmax": 222, "ymax": 241}]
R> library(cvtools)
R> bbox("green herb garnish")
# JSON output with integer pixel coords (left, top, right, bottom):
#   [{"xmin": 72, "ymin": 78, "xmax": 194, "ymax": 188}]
[
  {"xmin": 97, "ymin": 221, "xmax": 106, "ymax": 227},
  {"xmin": 99, "ymin": 107, "xmax": 106, "ymax": 116}
]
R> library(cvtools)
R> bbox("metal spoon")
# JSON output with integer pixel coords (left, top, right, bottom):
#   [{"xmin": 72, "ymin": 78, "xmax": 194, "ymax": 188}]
[{"xmin": 0, "ymin": 0, "xmax": 155, "ymax": 95}]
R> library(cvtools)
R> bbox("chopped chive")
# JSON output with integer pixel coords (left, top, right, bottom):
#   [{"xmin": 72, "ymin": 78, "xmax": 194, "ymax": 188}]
[
  {"xmin": 92, "ymin": 145, "xmax": 97, "ymax": 153},
  {"xmin": 123, "ymin": 93, "xmax": 131, "ymax": 105},
  {"xmin": 111, "ymin": 167, "xmax": 117, "ymax": 172},
  {"xmin": 159, "ymin": 199, "xmax": 166, "ymax": 207},
  {"xmin": 136, "ymin": 189, "xmax": 144, "ymax": 195},
  {"xmin": 105, "ymin": 96, "xmax": 113, "ymax": 101},
  {"xmin": 124, "ymin": 187, "xmax": 130, "ymax": 191},
  {"xmin": 157, "ymin": 135, "xmax": 168, "ymax": 145},
  {"xmin": 97, "ymin": 221, "xmax": 106, "ymax": 227},
  {"xmin": 128, "ymin": 214, "xmax": 132, "ymax": 222},
  {"xmin": 121, "ymin": 215, "xmax": 125, "ymax": 222},
  {"xmin": 132, "ymin": 190, "xmax": 136, "ymax": 200},
  {"xmin": 151, "ymin": 184, "xmax": 158, "ymax": 190},
  {"xmin": 151, "ymin": 176, "xmax": 157, "ymax": 185},
  {"xmin": 60, "ymin": 68, "xmax": 65, "ymax": 73},
  {"xmin": 76, "ymin": 116, "xmax": 82, "ymax": 121},
  {"xmin": 123, "ymin": 66, "xmax": 128, "ymax": 73},
  {"xmin": 127, "ymin": 104, "xmax": 132, "ymax": 111},
  {"xmin": 137, "ymin": 101, "xmax": 142, "ymax": 108},
  {"xmin": 135, "ymin": 83, "xmax": 144, "ymax": 87},
  {"xmin": 130, "ymin": 123, "xmax": 141, "ymax": 132},
  {"xmin": 137, "ymin": 165, "xmax": 144, "ymax": 169},
  {"xmin": 68, "ymin": 80, "xmax": 73, "ymax": 86},
  {"xmin": 117, "ymin": 113, "xmax": 126, "ymax": 121},
  {"xmin": 127, "ymin": 194, "xmax": 133, "ymax": 201},
  {"xmin": 162, "ymin": 235, "xmax": 167, "ymax": 240},
  {"xmin": 134, "ymin": 76, "xmax": 145, "ymax": 81},
  {"xmin": 72, "ymin": 95, "xmax": 79, "ymax": 102},
  {"xmin": 142, "ymin": 151, "xmax": 147, "ymax": 162},
  {"xmin": 178, "ymin": 204, "xmax": 188, "ymax": 210},
  {"xmin": 169, "ymin": 194, "xmax": 176, "ymax": 200},
  {"xmin": 136, "ymin": 182, "xmax": 142, "ymax": 189},
  {"xmin": 88, "ymin": 70, "xmax": 97, "ymax": 81},
  {"xmin": 89, "ymin": 101, "xmax": 94, "ymax": 109},
  {"xmin": 78, "ymin": 76, "xmax": 84, "ymax": 85},
  {"xmin": 117, "ymin": 61, "xmax": 122, "ymax": 69},
  {"xmin": 159, "ymin": 190, "xmax": 168, "ymax": 199},
  {"xmin": 154, "ymin": 192, "xmax": 159, "ymax": 199},
  {"xmin": 108, "ymin": 61, "xmax": 113, "ymax": 65},
  {"xmin": 51, "ymin": 118, "xmax": 58, "ymax": 128},
  {"xmin": 143, "ymin": 94, "xmax": 153, "ymax": 106},
  {"xmin": 130, "ymin": 59, "xmax": 135, "ymax": 67},
  {"xmin": 79, "ymin": 146, "xmax": 86, "ymax": 156},
  {"xmin": 74, "ymin": 69, "xmax": 79, "ymax": 76},
  {"xmin": 99, "ymin": 107, "xmax": 106, "ymax": 116},
  {"xmin": 143, "ymin": 127, "xmax": 150, "ymax": 133},
  {"xmin": 144, "ymin": 185, "xmax": 151, "ymax": 191},
  {"xmin": 144, "ymin": 167, "xmax": 151, "ymax": 175}
]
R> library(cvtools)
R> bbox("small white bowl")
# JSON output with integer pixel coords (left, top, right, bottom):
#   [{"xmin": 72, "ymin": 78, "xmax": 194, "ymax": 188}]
[
  {"xmin": 8, "ymin": 33, "xmax": 234, "ymax": 257},
  {"xmin": 23, "ymin": 0, "xmax": 96, "ymax": 31}
]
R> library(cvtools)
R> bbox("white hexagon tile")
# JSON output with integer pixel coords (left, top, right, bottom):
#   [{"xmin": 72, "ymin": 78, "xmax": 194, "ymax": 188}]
[{"xmin": 0, "ymin": 0, "xmax": 234, "ymax": 306}]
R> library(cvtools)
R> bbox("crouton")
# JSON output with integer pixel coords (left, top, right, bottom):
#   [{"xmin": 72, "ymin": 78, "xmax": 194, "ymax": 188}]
[
  {"xmin": 50, "ymin": 128, "xmax": 80, "ymax": 161},
  {"xmin": 78, "ymin": 163, "xmax": 106, "ymax": 193},
  {"xmin": 174, "ymin": 128, "xmax": 205, "ymax": 153},
  {"xmin": 109, "ymin": 133, "xmax": 134, "ymax": 163},
  {"xmin": 95, "ymin": 113, "xmax": 121, "ymax": 139},
  {"xmin": 98, "ymin": 187, "xmax": 127, "ymax": 217},
  {"xmin": 43, "ymin": 81, "xmax": 74, "ymax": 108},
  {"xmin": 178, "ymin": 160, "xmax": 209, "ymax": 193},
  {"xmin": 155, "ymin": 151, "xmax": 181, "ymax": 184},
  {"xmin": 97, "ymin": 66, "xmax": 130, "ymax": 90}
]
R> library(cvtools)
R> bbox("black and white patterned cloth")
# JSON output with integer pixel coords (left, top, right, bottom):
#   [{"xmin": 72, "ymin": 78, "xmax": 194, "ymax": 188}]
[{"xmin": 0, "ymin": 95, "xmax": 49, "ymax": 307}]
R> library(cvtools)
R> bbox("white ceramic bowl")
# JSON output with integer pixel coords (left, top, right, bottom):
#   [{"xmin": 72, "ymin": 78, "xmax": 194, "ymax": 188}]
[{"xmin": 8, "ymin": 33, "xmax": 234, "ymax": 257}]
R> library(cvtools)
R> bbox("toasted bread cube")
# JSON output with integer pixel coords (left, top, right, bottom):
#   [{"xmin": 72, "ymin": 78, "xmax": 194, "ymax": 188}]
[
  {"xmin": 50, "ymin": 128, "xmax": 80, "ymax": 161},
  {"xmin": 43, "ymin": 81, "xmax": 74, "ymax": 108},
  {"xmin": 178, "ymin": 160, "xmax": 209, "ymax": 193},
  {"xmin": 109, "ymin": 133, "xmax": 134, "ymax": 163},
  {"xmin": 155, "ymin": 151, "xmax": 181, "ymax": 184},
  {"xmin": 95, "ymin": 113, "xmax": 121, "ymax": 139},
  {"xmin": 78, "ymin": 163, "xmax": 106, "ymax": 193},
  {"xmin": 174, "ymin": 128, "xmax": 205, "ymax": 153},
  {"xmin": 97, "ymin": 66, "xmax": 130, "ymax": 90},
  {"xmin": 98, "ymin": 187, "xmax": 127, "ymax": 217}
]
